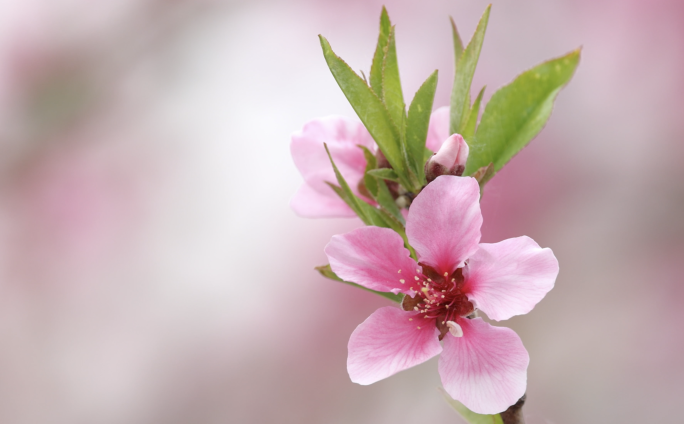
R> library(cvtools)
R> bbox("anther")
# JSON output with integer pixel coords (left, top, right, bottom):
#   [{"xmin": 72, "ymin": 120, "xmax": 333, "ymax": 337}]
[
  {"xmin": 399, "ymin": 279, "xmax": 405, "ymax": 284},
  {"xmin": 398, "ymin": 269, "xmax": 402, "ymax": 273},
  {"xmin": 414, "ymin": 276, "xmax": 419, "ymax": 281},
  {"xmin": 409, "ymin": 318, "xmax": 413, "ymax": 321},
  {"xmin": 417, "ymin": 326, "xmax": 421, "ymax": 329},
  {"xmin": 444, "ymin": 272, "xmax": 448, "ymax": 277}
]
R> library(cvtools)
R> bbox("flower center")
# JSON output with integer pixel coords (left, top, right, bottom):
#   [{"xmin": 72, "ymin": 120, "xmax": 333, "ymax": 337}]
[{"xmin": 402, "ymin": 263, "xmax": 474, "ymax": 339}]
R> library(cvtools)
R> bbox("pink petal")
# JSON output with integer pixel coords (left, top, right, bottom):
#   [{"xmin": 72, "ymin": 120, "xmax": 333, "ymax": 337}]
[
  {"xmin": 439, "ymin": 318, "xmax": 529, "ymax": 414},
  {"xmin": 464, "ymin": 236, "xmax": 559, "ymax": 321},
  {"xmin": 406, "ymin": 176, "xmax": 482, "ymax": 275},
  {"xmin": 348, "ymin": 306, "xmax": 442, "ymax": 385},
  {"xmin": 426, "ymin": 106, "xmax": 450, "ymax": 152},
  {"xmin": 325, "ymin": 227, "xmax": 421, "ymax": 295},
  {"xmin": 290, "ymin": 116, "xmax": 375, "ymax": 218},
  {"xmin": 290, "ymin": 183, "xmax": 356, "ymax": 218}
]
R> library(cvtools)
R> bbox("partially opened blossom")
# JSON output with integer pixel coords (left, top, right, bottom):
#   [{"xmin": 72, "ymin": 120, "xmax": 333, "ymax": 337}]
[
  {"xmin": 324, "ymin": 176, "xmax": 558, "ymax": 414},
  {"xmin": 424, "ymin": 133, "xmax": 469, "ymax": 182},
  {"xmin": 290, "ymin": 106, "xmax": 451, "ymax": 218}
]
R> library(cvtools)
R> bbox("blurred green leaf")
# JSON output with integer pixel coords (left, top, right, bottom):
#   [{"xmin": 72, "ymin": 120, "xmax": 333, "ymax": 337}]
[
  {"xmin": 370, "ymin": 7, "xmax": 392, "ymax": 100},
  {"xmin": 316, "ymin": 264, "xmax": 404, "ymax": 303},
  {"xmin": 461, "ymin": 86, "xmax": 486, "ymax": 142},
  {"xmin": 319, "ymin": 36, "xmax": 409, "ymax": 188},
  {"xmin": 367, "ymin": 168, "xmax": 400, "ymax": 182},
  {"xmin": 406, "ymin": 70, "xmax": 439, "ymax": 185},
  {"xmin": 324, "ymin": 144, "xmax": 383, "ymax": 226},
  {"xmin": 450, "ymin": 5, "xmax": 490, "ymax": 135},
  {"xmin": 465, "ymin": 49, "xmax": 581, "ymax": 176},
  {"xmin": 360, "ymin": 146, "xmax": 405, "ymax": 225},
  {"xmin": 439, "ymin": 388, "xmax": 504, "ymax": 424}
]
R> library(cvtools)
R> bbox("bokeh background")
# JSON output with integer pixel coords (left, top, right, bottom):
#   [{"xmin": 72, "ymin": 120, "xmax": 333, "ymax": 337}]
[{"xmin": 0, "ymin": 0, "xmax": 682, "ymax": 423}]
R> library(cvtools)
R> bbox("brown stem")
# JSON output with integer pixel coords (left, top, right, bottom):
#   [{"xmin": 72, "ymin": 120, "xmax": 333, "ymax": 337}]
[{"xmin": 500, "ymin": 394, "xmax": 526, "ymax": 424}]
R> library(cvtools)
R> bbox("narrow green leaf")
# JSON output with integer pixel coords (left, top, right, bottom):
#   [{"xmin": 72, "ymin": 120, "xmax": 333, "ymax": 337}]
[
  {"xmin": 319, "ymin": 36, "xmax": 409, "ymax": 186},
  {"xmin": 461, "ymin": 86, "xmax": 486, "ymax": 142},
  {"xmin": 439, "ymin": 388, "xmax": 503, "ymax": 424},
  {"xmin": 450, "ymin": 16, "xmax": 465, "ymax": 69},
  {"xmin": 324, "ymin": 143, "xmax": 378, "ymax": 225},
  {"xmin": 465, "ymin": 49, "xmax": 581, "ymax": 176},
  {"xmin": 382, "ymin": 27, "xmax": 406, "ymax": 132},
  {"xmin": 367, "ymin": 168, "xmax": 399, "ymax": 182},
  {"xmin": 450, "ymin": 5, "xmax": 491, "ymax": 135},
  {"xmin": 316, "ymin": 264, "xmax": 403, "ymax": 303},
  {"xmin": 406, "ymin": 70, "xmax": 439, "ymax": 184},
  {"xmin": 370, "ymin": 7, "xmax": 392, "ymax": 100},
  {"xmin": 359, "ymin": 146, "xmax": 405, "ymax": 224},
  {"xmin": 360, "ymin": 146, "xmax": 380, "ymax": 199}
]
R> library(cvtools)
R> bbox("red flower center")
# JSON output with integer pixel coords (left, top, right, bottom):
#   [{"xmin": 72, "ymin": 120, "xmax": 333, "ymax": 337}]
[{"xmin": 402, "ymin": 263, "xmax": 474, "ymax": 339}]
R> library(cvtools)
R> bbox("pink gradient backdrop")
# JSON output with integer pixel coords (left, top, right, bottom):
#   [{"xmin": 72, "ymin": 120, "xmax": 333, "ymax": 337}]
[{"xmin": 0, "ymin": 0, "xmax": 682, "ymax": 423}]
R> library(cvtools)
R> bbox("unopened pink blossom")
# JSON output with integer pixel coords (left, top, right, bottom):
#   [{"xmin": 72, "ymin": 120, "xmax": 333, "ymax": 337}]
[
  {"xmin": 324, "ymin": 175, "xmax": 558, "ymax": 414},
  {"xmin": 424, "ymin": 133, "xmax": 469, "ymax": 182},
  {"xmin": 290, "ymin": 106, "xmax": 452, "ymax": 218}
]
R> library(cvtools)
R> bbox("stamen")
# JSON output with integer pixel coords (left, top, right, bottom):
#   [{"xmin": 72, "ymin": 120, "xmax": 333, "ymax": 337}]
[
  {"xmin": 399, "ymin": 279, "xmax": 405, "ymax": 284},
  {"xmin": 444, "ymin": 272, "xmax": 448, "ymax": 277},
  {"xmin": 446, "ymin": 321, "xmax": 463, "ymax": 337},
  {"xmin": 414, "ymin": 276, "xmax": 419, "ymax": 281}
]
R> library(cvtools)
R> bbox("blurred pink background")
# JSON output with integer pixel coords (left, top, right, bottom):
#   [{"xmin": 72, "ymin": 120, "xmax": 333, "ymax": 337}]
[{"xmin": 0, "ymin": 0, "xmax": 682, "ymax": 423}]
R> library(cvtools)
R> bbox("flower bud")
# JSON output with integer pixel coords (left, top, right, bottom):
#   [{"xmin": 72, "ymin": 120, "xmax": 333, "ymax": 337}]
[{"xmin": 424, "ymin": 134, "xmax": 469, "ymax": 183}]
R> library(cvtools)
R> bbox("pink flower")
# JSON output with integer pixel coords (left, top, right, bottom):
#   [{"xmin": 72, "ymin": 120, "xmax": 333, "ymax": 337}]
[
  {"xmin": 324, "ymin": 175, "xmax": 558, "ymax": 414},
  {"xmin": 290, "ymin": 106, "xmax": 450, "ymax": 218}
]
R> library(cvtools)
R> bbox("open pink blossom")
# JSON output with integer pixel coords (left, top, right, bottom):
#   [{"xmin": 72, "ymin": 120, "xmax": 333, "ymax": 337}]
[
  {"xmin": 324, "ymin": 175, "xmax": 558, "ymax": 414},
  {"xmin": 290, "ymin": 106, "xmax": 451, "ymax": 218}
]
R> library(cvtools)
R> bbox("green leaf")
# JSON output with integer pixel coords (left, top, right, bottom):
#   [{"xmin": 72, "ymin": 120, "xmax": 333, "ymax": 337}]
[
  {"xmin": 367, "ymin": 168, "xmax": 400, "ymax": 182},
  {"xmin": 465, "ymin": 49, "xmax": 581, "ymax": 176},
  {"xmin": 461, "ymin": 86, "xmax": 486, "ymax": 142},
  {"xmin": 406, "ymin": 70, "xmax": 439, "ymax": 185},
  {"xmin": 450, "ymin": 16, "xmax": 465, "ymax": 70},
  {"xmin": 316, "ymin": 264, "xmax": 404, "ymax": 303},
  {"xmin": 324, "ymin": 144, "xmax": 384, "ymax": 226},
  {"xmin": 359, "ymin": 146, "xmax": 405, "ymax": 224},
  {"xmin": 382, "ymin": 26, "xmax": 406, "ymax": 133},
  {"xmin": 370, "ymin": 7, "xmax": 392, "ymax": 100},
  {"xmin": 319, "ymin": 36, "xmax": 410, "ymax": 187},
  {"xmin": 439, "ymin": 388, "xmax": 503, "ymax": 424},
  {"xmin": 450, "ymin": 5, "xmax": 490, "ymax": 135}
]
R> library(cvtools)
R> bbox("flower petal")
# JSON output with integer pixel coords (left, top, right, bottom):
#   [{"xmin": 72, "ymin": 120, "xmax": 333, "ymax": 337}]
[
  {"xmin": 426, "ymin": 106, "xmax": 450, "ymax": 152},
  {"xmin": 439, "ymin": 318, "xmax": 529, "ymax": 414},
  {"xmin": 290, "ymin": 183, "xmax": 357, "ymax": 218},
  {"xmin": 290, "ymin": 116, "xmax": 374, "ymax": 217},
  {"xmin": 406, "ymin": 176, "xmax": 482, "ymax": 274},
  {"xmin": 348, "ymin": 306, "xmax": 442, "ymax": 385},
  {"xmin": 326, "ymin": 227, "xmax": 421, "ymax": 294},
  {"xmin": 464, "ymin": 236, "xmax": 559, "ymax": 321}
]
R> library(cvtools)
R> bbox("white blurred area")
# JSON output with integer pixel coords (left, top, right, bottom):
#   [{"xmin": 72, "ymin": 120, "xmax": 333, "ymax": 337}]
[{"xmin": 0, "ymin": 0, "xmax": 682, "ymax": 423}]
